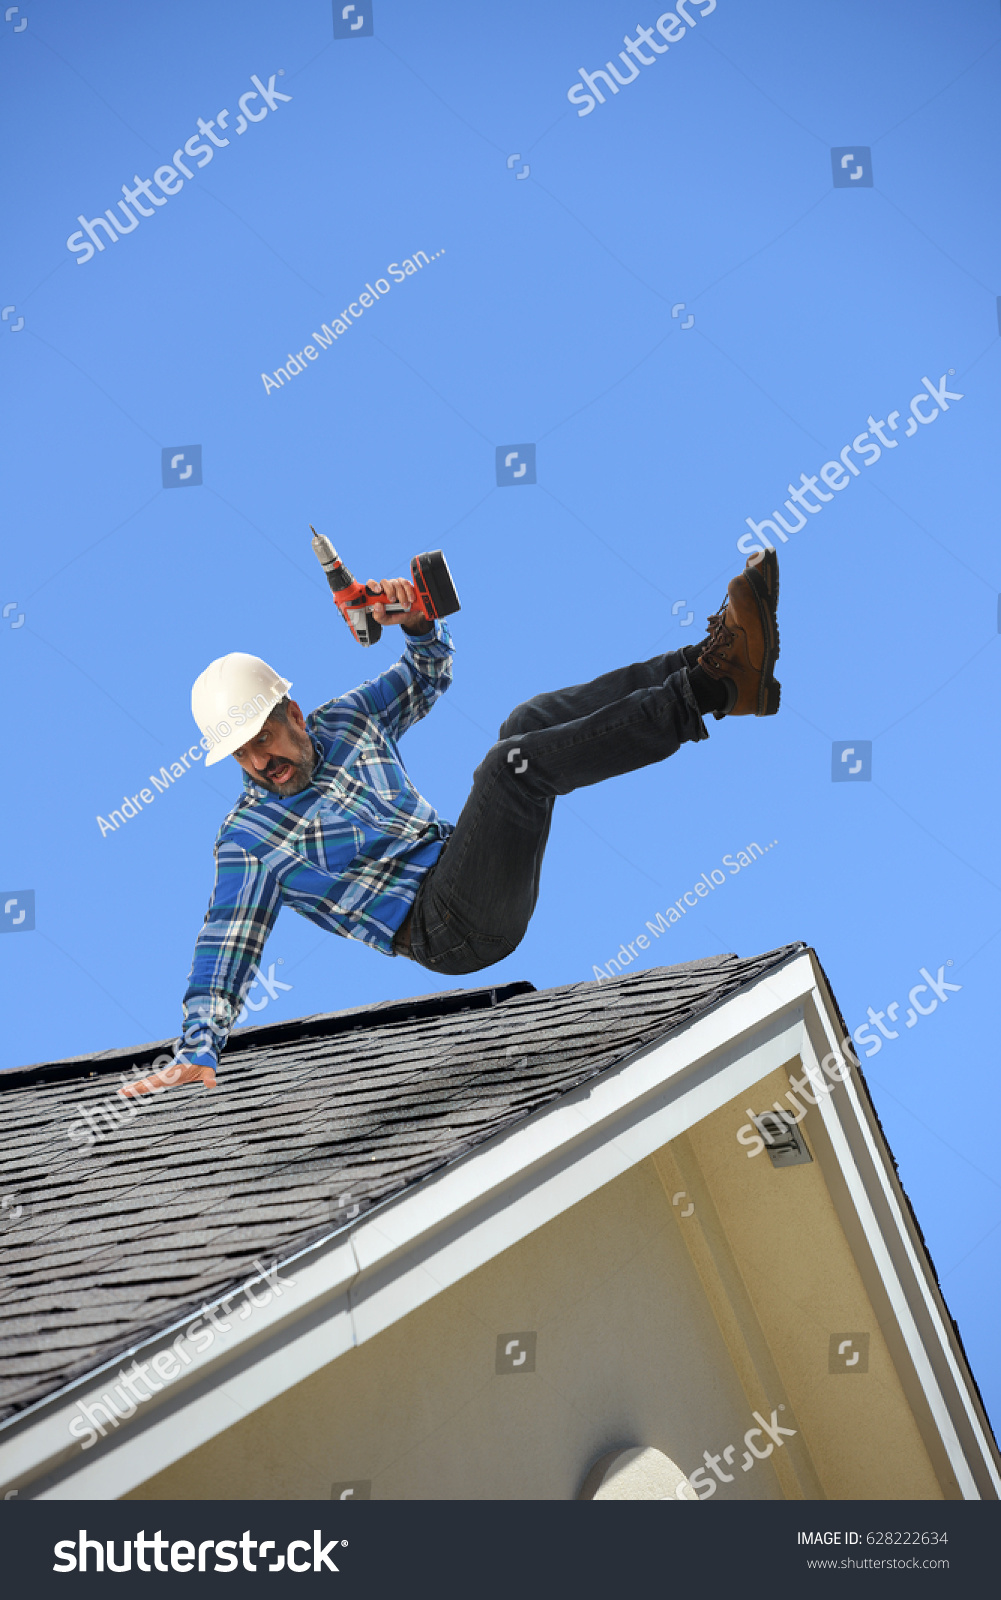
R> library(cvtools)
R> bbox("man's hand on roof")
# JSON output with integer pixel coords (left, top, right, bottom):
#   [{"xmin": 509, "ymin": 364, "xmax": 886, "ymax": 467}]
[
  {"xmin": 364, "ymin": 577, "xmax": 429, "ymax": 635},
  {"xmin": 118, "ymin": 1058, "xmax": 217, "ymax": 1098}
]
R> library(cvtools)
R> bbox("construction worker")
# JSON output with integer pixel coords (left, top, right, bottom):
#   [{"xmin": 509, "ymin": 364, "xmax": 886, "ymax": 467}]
[{"xmin": 120, "ymin": 551, "xmax": 780, "ymax": 1097}]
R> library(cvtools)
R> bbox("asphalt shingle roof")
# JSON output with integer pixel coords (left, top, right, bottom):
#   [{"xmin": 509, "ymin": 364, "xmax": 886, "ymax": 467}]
[{"xmin": 0, "ymin": 944, "xmax": 803, "ymax": 1422}]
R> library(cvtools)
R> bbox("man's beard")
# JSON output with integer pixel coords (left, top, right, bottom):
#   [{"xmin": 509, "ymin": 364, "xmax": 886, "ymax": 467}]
[{"xmin": 256, "ymin": 734, "xmax": 317, "ymax": 797}]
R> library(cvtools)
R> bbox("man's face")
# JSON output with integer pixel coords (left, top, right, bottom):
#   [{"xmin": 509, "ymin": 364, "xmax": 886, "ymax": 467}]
[{"xmin": 233, "ymin": 701, "xmax": 317, "ymax": 796}]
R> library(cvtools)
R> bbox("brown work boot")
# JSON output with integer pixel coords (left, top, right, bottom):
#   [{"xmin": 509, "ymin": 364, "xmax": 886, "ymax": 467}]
[
  {"xmin": 118, "ymin": 1061, "xmax": 217, "ymax": 1099},
  {"xmin": 698, "ymin": 549, "xmax": 781, "ymax": 718}
]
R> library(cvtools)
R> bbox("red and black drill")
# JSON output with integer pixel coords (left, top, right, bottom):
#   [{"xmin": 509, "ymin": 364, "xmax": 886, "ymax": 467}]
[{"xmin": 310, "ymin": 526, "xmax": 461, "ymax": 647}]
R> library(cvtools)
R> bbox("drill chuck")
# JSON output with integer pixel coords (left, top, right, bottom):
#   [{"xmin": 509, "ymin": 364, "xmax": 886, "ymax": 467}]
[{"xmin": 310, "ymin": 527, "xmax": 355, "ymax": 593}]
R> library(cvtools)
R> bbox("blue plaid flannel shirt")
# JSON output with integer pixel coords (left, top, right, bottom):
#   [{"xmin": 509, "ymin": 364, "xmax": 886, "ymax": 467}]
[{"xmin": 176, "ymin": 622, "xmax": 454, "ymax": 1073}]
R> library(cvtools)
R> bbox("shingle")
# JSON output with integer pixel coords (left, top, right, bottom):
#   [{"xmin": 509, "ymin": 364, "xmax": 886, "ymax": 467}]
[{"xmin": 0, "ymin": 946, "xmax": 802, "ymax": 1420}]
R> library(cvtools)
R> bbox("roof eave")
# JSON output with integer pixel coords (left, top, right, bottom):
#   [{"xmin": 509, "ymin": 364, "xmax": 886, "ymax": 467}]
[{"xmin": 3, "ymin": 949, "xmax": 997, "ymax": 1501}]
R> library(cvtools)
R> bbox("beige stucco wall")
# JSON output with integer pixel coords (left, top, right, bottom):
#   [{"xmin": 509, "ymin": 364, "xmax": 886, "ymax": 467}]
[{"xmin": 129, "ymin": 1062, "xmax": 946, "ymax": 1502}]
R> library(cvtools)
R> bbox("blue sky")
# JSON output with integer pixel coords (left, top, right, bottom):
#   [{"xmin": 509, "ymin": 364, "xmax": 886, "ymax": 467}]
[{"xmin": 2, "ymin": 1, "xmax": 1000, "ymax": 1432}]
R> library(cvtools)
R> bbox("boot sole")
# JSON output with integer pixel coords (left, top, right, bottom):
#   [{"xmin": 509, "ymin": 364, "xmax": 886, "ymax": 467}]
[{"xmin": 744, "ymin": 549, "xmax": 781, "ymax": 716}]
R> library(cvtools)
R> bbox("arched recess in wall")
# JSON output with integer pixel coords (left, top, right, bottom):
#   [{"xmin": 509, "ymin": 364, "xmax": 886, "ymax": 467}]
[{"xmin": 578, "ymin": 1445, "xmax": 699, "ymax": 1500}]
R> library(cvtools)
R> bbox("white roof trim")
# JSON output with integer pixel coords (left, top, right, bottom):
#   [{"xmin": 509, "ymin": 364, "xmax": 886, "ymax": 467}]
[{"xmin": 2, "ymin": 951, "xmax": 996, "ymax": 1500}]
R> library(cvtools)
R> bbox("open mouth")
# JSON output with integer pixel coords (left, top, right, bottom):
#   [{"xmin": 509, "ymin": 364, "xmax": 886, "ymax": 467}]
[{"xmin": 268, "ymin": 762, "xmax": 294, "ymax": 785}]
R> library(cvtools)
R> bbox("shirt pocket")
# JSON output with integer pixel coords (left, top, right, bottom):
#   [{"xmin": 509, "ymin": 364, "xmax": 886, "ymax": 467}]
[{"xmin": 354, "ymin": 736, "xmax": 410, "ymax": 802}]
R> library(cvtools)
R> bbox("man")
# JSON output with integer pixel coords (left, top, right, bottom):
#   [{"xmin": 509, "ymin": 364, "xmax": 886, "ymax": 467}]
[{"xmin": 120, "ymin": 550, "xmax": 780, "ymax": 1098}]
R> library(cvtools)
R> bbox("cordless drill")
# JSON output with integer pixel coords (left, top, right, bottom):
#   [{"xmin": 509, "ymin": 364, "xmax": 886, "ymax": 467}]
[{"xmin": 310, "ymin": 527, "xmax": 461, "ymax": 647}]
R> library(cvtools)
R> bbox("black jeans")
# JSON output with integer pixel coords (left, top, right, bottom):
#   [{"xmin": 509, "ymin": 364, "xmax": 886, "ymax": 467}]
[{"xmin": 403, "ymin": 648, "xmax": 707, "ymax": 975}]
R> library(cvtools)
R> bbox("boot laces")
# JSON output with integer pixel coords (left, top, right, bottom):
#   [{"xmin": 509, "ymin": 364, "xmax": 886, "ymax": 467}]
[{"xmin": 700, "ymin": 599, "xmax": 735, "ymax": 670}]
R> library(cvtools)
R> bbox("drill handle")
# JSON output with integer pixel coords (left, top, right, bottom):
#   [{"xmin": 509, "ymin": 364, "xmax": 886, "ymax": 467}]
[{"xmin": 346, "ymin": 606, "xmax": 382, "ymax": 648}]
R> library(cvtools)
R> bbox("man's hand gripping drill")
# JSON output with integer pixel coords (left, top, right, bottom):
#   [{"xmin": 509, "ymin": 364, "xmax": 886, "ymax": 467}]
[{"xmin": 310, "ymin": 527, "xmax": 461, "ymax": 647}]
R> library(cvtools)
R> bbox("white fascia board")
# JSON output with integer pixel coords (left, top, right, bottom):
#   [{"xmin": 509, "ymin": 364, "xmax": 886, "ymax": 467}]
[{"xmin": 799, "ymin": 984, "xmax": 1001, "ymax": 1498}]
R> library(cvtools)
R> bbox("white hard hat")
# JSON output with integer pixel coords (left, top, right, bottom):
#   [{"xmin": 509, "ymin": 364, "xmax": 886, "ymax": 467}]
[{"xmin": 191, "ymin": 653, "xmax": 293, "ymax": 767}]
